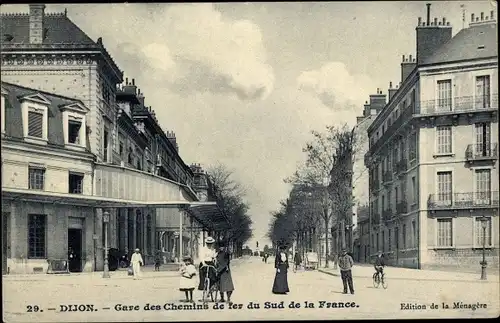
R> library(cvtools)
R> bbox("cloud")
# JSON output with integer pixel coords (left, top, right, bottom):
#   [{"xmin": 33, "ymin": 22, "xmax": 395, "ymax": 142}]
[
  {"xmin": 297, "ymin": 62, "xmax": 375, "ymax": 110},
  {"xmin": 113, "ymin": 4, "xmax": 274, "ymax": 101}
]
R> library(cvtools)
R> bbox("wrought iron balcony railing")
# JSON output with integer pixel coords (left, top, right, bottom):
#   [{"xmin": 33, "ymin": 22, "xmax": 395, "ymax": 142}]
[
  {"xmin": 382, "ymin": 208, "xmax": 393, "ymax": 221},
  {"xmin": 427, "ymin": 191, "xmax": 499, "ymax": 210},
  {"xmin": 419, "ymin": 94, "xmax": 498, "ymax": 115},
  {"xmin": 382, "ymin": 171, "xmax": 393, "ymax": 184},
  {"xmin": 465, "ymin": 143, "xmax": 498, "ymax": 161},
  {"xmin": 396, "ymin": 201, "xmax": 408, "ymax": 214},
  {"xmin": 395, "ymin": 159, "xmax": 408, "ymax": 175}
]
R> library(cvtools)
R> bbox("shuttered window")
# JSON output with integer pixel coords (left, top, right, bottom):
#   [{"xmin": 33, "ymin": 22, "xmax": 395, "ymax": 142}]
[{"xmin": 28, "ymin": 111, "xmax": 43, "ymax": 138}]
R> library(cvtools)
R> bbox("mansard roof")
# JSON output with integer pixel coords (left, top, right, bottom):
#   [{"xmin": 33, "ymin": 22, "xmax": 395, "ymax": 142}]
[{"xmin": 1, "ymin": 81, "xmax": 88, "ymax": 148}]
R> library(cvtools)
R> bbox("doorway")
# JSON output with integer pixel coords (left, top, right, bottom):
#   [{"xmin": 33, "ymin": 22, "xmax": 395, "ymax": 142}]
[{"xmin": 68, "ymin": 229, "xmax": 83, "ymax": 272}]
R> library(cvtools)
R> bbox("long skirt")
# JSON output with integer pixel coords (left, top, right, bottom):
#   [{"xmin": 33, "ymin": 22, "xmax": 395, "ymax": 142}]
[
  {"xmin": 218, "ymin": 269, "xmax": 235, "ymax": 293},
  {"xmin": 272, "ymin": 264, "xmax": 289, "ymax": 294},
  {"xmin": 198, "ymin": 261, "xmax": 217, "ymax": 291}
]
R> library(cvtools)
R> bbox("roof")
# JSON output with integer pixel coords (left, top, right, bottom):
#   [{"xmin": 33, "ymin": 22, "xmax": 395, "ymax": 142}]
[
  {"xmin": 1, "ymin": 13, "xmax": 95, "ymax": 45},
  {"xmin": 1, "ymin": 81, "xmax": 88, "ymax": 148},
  {"xmin": 187, "ymin": 204, "xmax": 229, "ymax": 230},
  {"xmin": 422, "ymin": 22, "xmax": 498, "ymax": 65}
]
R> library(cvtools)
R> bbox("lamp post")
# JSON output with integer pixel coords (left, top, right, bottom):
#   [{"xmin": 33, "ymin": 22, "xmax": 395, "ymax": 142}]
[
  {"xmin": 479, "ymin": 216, "xmax": 488, "ymax": 280},
  {"xmin": 102, "ymin": 211, "xmax": 110, "ymax": 278}
]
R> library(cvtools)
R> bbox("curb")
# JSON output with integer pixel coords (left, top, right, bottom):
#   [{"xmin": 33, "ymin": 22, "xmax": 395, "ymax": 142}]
[{"xmin": 317, "ymin": 269, "xmax": 499, "ymax": 283}]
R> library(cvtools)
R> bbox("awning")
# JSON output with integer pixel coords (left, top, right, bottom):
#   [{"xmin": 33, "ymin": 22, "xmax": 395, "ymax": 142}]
[
  {"xmin": 187, "ymin": 204, "xmax": 229, "ymax": 230},
  {"xmin": 1, "ymin": 187, "xmax": 216, "ymax": 209}
]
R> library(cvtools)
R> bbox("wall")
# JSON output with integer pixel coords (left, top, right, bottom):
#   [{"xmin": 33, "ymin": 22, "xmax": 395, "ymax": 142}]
[{"xmin": 353, "ymin": 115, "xmax": 373, "ymax": 228}]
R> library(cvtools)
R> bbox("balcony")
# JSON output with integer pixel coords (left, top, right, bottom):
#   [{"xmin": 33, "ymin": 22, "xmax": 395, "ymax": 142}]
[
  {"xmin": 396, "ymin": 201, "xmax": 408, "ymax": 215},
  {"xmin": 465, "ymin": 143, "xmax": 498, "ymax": 162},
  {"xmin": 427, "ymin": 191, "xmax": 499, "ymax": 210},
  {"xmin": 382, "ymin": 171, "xmax": 393, "ymax": 185},
  {"xmin": 371, "ymin": 213, "xmax": 380, "ymax": 225},
  {"xmin": 395, "ymin": 159, "xmax": 408, "ymax": 175},
  {"xmin": 419, "ymin": 94, "xmax": 498, "ymax": 115},
  {"xmin": 382, "ymin": 208, "xmax": 393, "ymax": 222}
]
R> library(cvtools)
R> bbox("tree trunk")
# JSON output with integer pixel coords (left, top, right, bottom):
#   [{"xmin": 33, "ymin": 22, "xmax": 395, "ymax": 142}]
[
  {"xmin": 324, "ymin": 213, "xmax": 330, "ymax": 268},
  {"xmin": 340, "ymin": 219, "xmax": 346, "ymax": 250}
]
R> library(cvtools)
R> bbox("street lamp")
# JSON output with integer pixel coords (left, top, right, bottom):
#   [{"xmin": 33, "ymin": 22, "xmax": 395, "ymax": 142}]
[
  {"xmin": 479, "ymin": 216, "xmax": 488, "ymax": 280},
  {"xmin": 102, "ymin": 211, "xmax": 110, "ymax": 278}
]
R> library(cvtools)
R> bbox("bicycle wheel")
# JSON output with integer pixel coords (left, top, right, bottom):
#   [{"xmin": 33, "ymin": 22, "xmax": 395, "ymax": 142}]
[
  {"xmin": 372, "ymin": 273, "xmax": 380, "ymax": 288},
  {"xmin": 381, "ymin": 274, "xmax": 388, "ymax": 289}
]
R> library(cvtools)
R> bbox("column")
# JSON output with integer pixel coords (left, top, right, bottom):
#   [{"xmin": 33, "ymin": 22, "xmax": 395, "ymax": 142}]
[
  {"xmin": 179, "ymin": 209, "xmax": 183, "ymax": 261},
  {"xmin": 150, "ymin": 209, "xmax": 156, "ymax": 253},
  {"xmin": 122, "ymin": 208, "xmax": 128, "ymax": 254},
  {"xmin": 143, "ymin": 209, "xmax": 148, "ymax": 257},
  {"xmin": 131, "ymin": 209, "xmax": 137, "ymax": 250},
  {"xmin": 95, "ymin": 208, "xmax": 103, "ymax": 271},
  {"xmin": 110, "ymin": 208, "xmax": 118, "ymax": 249}
]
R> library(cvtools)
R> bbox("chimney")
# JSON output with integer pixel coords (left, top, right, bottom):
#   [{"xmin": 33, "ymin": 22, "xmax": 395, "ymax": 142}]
[
  {"xmin": 123, "ymin": 77, "xmax": 138, "ymax": 95},
  {"xmin": 369, "ymin": 89, "xmax": 387, "ymax": 114},
  {"xmin": 137, "ymin": 89, "xmax": 145, "ymax": 108},
  {"xmin": 363, "ymin": 100, "xmax": 371, "ymax": 117},
  {"xmin": 29, "ymin": 4, "xmax": 46, "ymax": 44},
  {"xmin": 416, "ymin": 3, "xmax": 452, "ymax": 65},
  {"xmin": 388, "ymin": 81, "xmax": 398, "ymax": 101},
  {"xmin": 166, "ymin": 131, "xmax": 179, "ymax": 152},
  {"xmin": 401, "ymin": 54, "xmax": 416, "ymax": 83}
]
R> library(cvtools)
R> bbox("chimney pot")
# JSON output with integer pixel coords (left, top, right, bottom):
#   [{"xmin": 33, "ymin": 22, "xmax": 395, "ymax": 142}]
[
  {"xmin": 442, "ymin": 17, "xmax": 446, "ymax": 24},
  {"xmin": 446, "ymin": 22, "xmax": 450, "ymax": 26},
  {"xmin": 418, "ymin": 17, "xmax": 422, "ymax": 25},
  {"xmin": 402, "ymin": 55, "xmax": 405, "ymax": 61},
  {"xmin": 471, "ymin": 13, "xmax": 475, "ymax": 22},
  {"xmin": 132, "ymin": 78, "xmax": 135, "ymax": 86},
  {"xmin": 476, "ymin": 17, "xmax": 479, "ymax": 22},
  {"xmin": 481, "ymin": 12, "xmax": 484, "ymax": 20},
  {"xmin": 126, "ymin": 77, "xmax": 128, "ymax": 85},
  {"xmin": 389, "ymin": 81, "xmax": 393, "ymax": 88},
  {"xmin": 491, "ymin": 11, "xmax": 494, "ymax": 20},
  {"xmin": 409, "ymin": 54, "xmax": 412, "ymax": 61},
  {"xmin": 426, "ymin": 3, "xmax": 431, "ymax": 26},
  {"xmin": 438, "ymin": 22, "xmax": 442, "ymax": 25},
  {"xmin": 434, "ymin": 17, "xmax": 438, "ymax": 25}
]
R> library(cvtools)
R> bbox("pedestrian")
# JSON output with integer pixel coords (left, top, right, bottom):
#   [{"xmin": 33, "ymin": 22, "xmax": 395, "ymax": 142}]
[
  {"xmin": 215, "ymin": 240, "xmax": 235, "ymax": 304},
  {"xmin": 179, "ymin": 256, "xmax": 196, "ymax": 303},
  {"xmin": 293, "ymin": 251, "xmax": 302, "ymax": 272},
  {"xmin": 338, "ymin": 249, "xmax": 354, "ymax": 294},
  {"xmin": 264, "ymin": 252, "xmax": 269, "ymax": 263},
  {"xmin": 154, "ymin": 250, "xmax": 162, "ymax": 271},
  {"xmin": 272, "ymin": 245, "xmax": 290, "ymax": 294},
  {"xmin": 198, "ymin": 237, "xmax": 217, "ymax": 301},
  {"xmin": 130, "ymin": 248, "xmax": 144, "ymax": 280}
]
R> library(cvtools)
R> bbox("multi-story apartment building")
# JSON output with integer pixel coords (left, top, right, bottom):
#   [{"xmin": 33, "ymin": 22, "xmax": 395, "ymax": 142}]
[
  {"xmin": 364, "ymin": 5, "xmax": 498, "ymax": 271},
  {"xmin": 1, "ymin": 4, "xmax": 227, "ymax": 274}
]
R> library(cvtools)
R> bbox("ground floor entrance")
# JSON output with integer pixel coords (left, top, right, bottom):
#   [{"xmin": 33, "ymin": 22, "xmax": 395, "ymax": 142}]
[{"xmin": 68, "ymin": 228, "xmax": 83, "ymax": 272}]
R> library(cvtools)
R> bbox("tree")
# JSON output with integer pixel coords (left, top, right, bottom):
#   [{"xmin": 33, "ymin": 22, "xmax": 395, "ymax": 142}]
[
  {"xmin": 267, "ymin": 199, "xmax": 297, "ymax": 250},
  {"xmin": 207, "ymin": 163, "xmax": 253, "ymax": 257}
]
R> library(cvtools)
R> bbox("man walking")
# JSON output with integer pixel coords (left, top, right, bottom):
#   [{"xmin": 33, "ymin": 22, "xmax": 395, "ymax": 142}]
[
  {"xmin": 130, "ymin": 248, "xmax": 144, "ymax": 280},
  {"xmin": 338, "ymin": 249, "xmax": 354, "ymax": 294}
]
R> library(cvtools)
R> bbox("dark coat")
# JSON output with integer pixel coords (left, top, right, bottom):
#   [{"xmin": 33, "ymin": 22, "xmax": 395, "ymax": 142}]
[
  {"xmin": 272, "ymin": 252, "xmax": 290, "ymax": 294},
  {"xmin": 216, "ymin": 249, "xmax": 234, "ymax": 292}
]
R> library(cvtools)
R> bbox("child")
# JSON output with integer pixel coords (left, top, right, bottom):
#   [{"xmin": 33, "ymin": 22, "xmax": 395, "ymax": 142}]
[
  {"xmin": 179, "ymin": 256, "xmax": 196, "ymax": 302},
  {"xmin": 154, "ymin": 250, "xmax": 162, "ymax": 271}
]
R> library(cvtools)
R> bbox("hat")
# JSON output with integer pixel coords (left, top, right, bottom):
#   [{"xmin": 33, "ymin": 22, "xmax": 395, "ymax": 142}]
[
  {"xmin": 341, "ymin": 249, "xmax": 347, "ymax": 253},
  {"xmin": 205, "ymin": 237, "xmax": 215, "ymax": 244},
  {"xmin": 135, "ymin": 248, "xmax": 140, "ymax": 252},
  {"xmin": 182, "ymin": 255, "xmax": 192, "ymax": 261}
]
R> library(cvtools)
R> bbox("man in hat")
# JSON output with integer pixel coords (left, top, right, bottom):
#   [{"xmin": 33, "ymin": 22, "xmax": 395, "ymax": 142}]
[
  {"xmin": 374, "ymin": 250, "xmax": 385, "ymax": 277},
  {"xmin": 338, "ymin": 249, "xmax": 354, "ymax": 294},
  {"xmin": 130, "ymin": 248, "xmax": 144, "ymax": 280}
]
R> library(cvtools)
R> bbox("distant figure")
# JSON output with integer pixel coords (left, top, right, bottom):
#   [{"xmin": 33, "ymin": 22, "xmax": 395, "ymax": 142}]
[
  {"xmin": 374, "ymin": 250, "xmax": 385, "ymax": 277},
  {"xmin": 154, "ymin": 250, "xmax": 162, "ymax": 271},
  {"xmin": 179, "ymin": 256, "xmax": 196, "ymax": 303},
  {"xmin": 338, "ymin": 249, "xmax": 354, "ymax": 294},
  {"xmin": 272, "ymin": 246, "xmax": 290, "ymax": 294},
  {"xmin": 264, "ymin": 252, "xmax": 269, "ymax": 263},
  {"xmin": 293, "ymin": 251, "xmax": 302, "ymax": 273},
  {"xmin": 130, "ymin": 248, "xmax": 144, "ymax": 280}
]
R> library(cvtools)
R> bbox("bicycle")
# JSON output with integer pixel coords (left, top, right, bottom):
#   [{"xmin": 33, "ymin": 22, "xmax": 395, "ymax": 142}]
[
  {"xmin": 372, "ymin": 270, "xmax": 388, "ymax": 289},
  {"xmin": 200, "ymin": 264, "xmax": 218, "ymax": 304}
]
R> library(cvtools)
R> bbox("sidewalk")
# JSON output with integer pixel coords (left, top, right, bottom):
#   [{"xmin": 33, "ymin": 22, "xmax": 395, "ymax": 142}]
[
  {"xmin": 318, "ymin": 263, "xmax": 500, "ymax": 283},
  {"xmin": 1, "ymin": 256, "xmax": 248, "ymax": 282}
]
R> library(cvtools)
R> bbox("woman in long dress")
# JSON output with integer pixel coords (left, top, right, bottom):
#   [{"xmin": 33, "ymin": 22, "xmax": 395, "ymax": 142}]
[
  {"xmin": 198, "ymin": 237, "xmax": 217, "ymax": 301},
  {"xmin": 215, "ymin": 241, "xmax": 235, "ymax": 303},
  {"xmin": 272, "ymin": 246, "xmax": 290, "ymax": 294}
]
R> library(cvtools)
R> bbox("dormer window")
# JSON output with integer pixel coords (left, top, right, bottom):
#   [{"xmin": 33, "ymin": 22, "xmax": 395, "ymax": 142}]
[
  {"xmin": 61, "ymin": 102, "xmax": 89, "ymax": 150},
  {"xmin": 20, "ymin": 93, "xmax": 51, "ymax": 144}
]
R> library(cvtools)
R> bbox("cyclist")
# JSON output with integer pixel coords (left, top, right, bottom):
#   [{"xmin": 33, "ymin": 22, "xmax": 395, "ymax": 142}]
[
  {"xmin": 374, "ymin": 250, "xmax": 385, "ymax": 278},
  {"xmin": 198, "ymin": 237, "xmax": 217, "ymax": 301}
]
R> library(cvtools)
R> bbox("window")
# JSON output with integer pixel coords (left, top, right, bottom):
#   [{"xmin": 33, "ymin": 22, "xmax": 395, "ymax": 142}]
[
  {"xmin": 474, "ymin": 217, "xmax": 492, "ymax": 247},
  {"xmin": 437, "ymin": 218, "xmax": 453, "ymax": 247},
  {"xmin": 475, "ymin": 75, "xmax": 490, "ymax": 109},
  {"xmin": 28, "ymin": 214, "xmax": 46, "ymax": 258},
  {"xmin": 437, "ymin": 79, "xmax": 452, "ymax": 111},
  {"xmin": 411, "ymin": 176, "xmax": 417, "ymax": 204},
  {"xmin": 119, "ymin": 141, "xmax": 124, "ymax": 158},
  {"xmin": 475, "ymin": 169, "xmax": 491, "ymax": 204},
  {"xmin": 436, "ymin": 126, "xmax": 452, "ymax": 154},
  {"xmin": 68, "ymin": 120, "xmax": 82, "ymax": 144},
  {"xmin": 388, "ymin": 229, "xmax": 392, "ymax": 251},
  {"xmin": 376, "ymin": 233, "xmax": 379, "ymax": 252},
  {"xmin": 387, "ymin": 191, "xmax": 392, "ymax": 210},
  {"xmin": 474, "ymin": 123, "xmax": 491, "ymax": 156},
  {"xmin": 29, "ymin": 166, "xmax": 45, "ymax": 190},
  {"xmin": 411, "ymin": 89, "xmax": 416, "ymax": 112},
  {"xmin": 381, "ymin": 231, "xmax": 385, "ymax": 252},
  {"xmin": 412, "ymin": 220, "xmax": 416, "ymax": 247},
  {"xmin": 128, "ymin": 146, "xmax": 134, "ymax": 164},
  {"xmin": 69, "ymin": 172, "xmax": 84, "ymax": 194},
  {"xmin": 436, "ymin": 171, "xmax": 452, "ymax": 205},
  {"xmin": 28, "ymin": 111, "xmax": 43, "ymax": 138},
  {"xmin": 395, "ymin": 187, "xmax": 399, "ymax": 204},
  {"xmin": 381, "ymin": 195, "xmax": 385, "ymax": 211},
  {"xmin": 395, "ymin": 226, "xmax": 399, "ymax": 250},
  {"xmin": 402, "ymin": 224, "xmax": 407, "ymax": 249},
  {"xmin": 103, "ymin": 127, "xmax": 109, "ymax": 162},
  {"xmin": 409, "ymin": 133, "xmax": 417, "ymax": 161},
  {"xmin": 393, "ymin": 141, "xmax": 399, "ymax": 164}
]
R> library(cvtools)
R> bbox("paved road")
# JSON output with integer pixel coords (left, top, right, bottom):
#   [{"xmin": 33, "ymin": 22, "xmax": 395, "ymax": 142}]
[{"xmin": 2, "ymin": 256, "xmax": 498, "ymax": 322}]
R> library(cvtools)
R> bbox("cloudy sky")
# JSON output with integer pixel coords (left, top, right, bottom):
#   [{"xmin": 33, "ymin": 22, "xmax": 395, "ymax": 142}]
[{"xmin": 2, "ymin": 1, "xmax": 495, "ymax": 248}]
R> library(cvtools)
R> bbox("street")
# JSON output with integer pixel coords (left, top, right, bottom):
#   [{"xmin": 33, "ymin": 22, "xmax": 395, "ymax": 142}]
[{"xmin": 2, "ymin": 256, "xmax": 498, "ymax": 321}]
